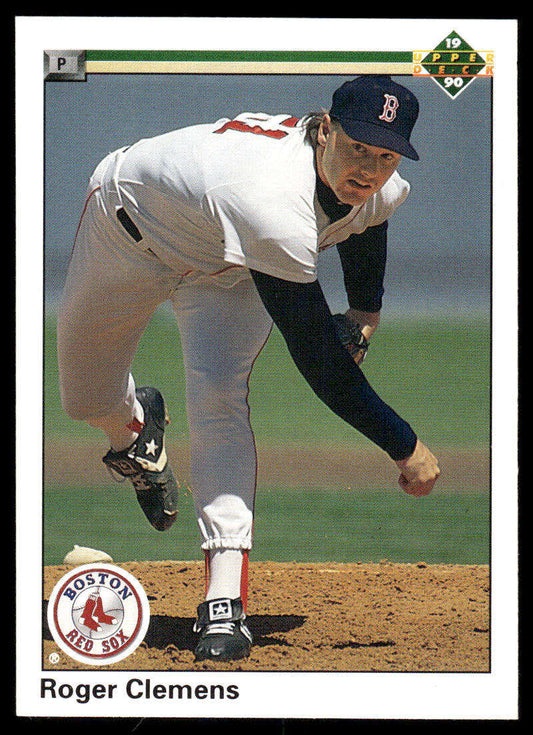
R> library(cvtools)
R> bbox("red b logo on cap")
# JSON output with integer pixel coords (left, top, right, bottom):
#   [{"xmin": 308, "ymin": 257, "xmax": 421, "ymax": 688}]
[{"xmin": 378, "ymin": 94, "xmax": 399, "ymax": 123}]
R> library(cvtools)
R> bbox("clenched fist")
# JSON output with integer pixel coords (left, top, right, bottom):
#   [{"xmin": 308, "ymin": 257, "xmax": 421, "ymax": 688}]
[{"xmin": 395, "ymin": 439, "xmax": 440, "ymax": 497}]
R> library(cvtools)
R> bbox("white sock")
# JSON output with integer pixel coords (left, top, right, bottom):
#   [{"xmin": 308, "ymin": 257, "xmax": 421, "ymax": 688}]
[{"xmin": 206, "ymin": 549, "xmax": 243, "ymax": 601}]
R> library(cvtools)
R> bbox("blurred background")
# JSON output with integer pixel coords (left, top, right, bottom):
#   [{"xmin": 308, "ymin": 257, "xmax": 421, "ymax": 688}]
[{"xmin": 44, "ymin": 73, "xmax": 491, "ymax": 316}]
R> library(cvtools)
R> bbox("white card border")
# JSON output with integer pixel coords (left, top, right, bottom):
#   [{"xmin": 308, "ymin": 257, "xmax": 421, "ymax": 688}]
[{"xmin": 15, "ymin": 16, "xmax": 518, "ymax": 720}]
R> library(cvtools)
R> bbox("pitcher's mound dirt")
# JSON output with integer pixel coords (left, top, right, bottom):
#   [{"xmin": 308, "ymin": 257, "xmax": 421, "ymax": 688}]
[{"xmin": 43, "ymin": 560, "xmax": 489, "ymax": 673}]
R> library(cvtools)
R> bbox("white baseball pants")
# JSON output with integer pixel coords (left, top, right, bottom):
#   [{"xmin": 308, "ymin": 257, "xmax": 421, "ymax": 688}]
[{"xmin": 57, "ymin": 184, "xmax": 273, "ymax": 552}]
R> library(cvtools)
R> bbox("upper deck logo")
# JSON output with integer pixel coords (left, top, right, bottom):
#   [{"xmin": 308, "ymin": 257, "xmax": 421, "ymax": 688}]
[
  {"xmin": 413, "ymin": 30, "xmax": 493, "ymax": 98},
  {"xmin": 47, "ymin": 563, "xmax": 150, "ymax": 665}
]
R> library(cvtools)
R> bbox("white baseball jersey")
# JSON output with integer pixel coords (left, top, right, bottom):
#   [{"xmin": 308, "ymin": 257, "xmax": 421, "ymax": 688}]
[{"xmin": 95, "ymin": 112, "xmax": 410, "ymax": 286}]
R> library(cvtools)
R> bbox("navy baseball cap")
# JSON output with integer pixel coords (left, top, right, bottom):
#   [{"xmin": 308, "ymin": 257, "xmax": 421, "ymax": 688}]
[{"xmin": 330, "ymin": 76, "xmax": 420, "ymax": 160}]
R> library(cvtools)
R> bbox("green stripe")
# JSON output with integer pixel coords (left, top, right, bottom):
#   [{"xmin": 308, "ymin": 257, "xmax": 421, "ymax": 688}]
[{"xmin": 86, "ymin": 49, "xmax": 411, "ymax": 63}]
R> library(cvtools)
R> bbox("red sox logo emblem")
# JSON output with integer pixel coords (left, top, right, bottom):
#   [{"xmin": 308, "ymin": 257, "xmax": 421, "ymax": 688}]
[
  {"xmin": 378, "ymin": 94, "xmax": 399, "ymax": 123},
  {"xmin": 47, "ymin": 563, "xmax": 150, "ymax": 665}
]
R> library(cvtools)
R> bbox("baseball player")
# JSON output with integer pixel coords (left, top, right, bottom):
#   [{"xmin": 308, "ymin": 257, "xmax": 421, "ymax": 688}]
[{"xmin": 57, "ymin": 75, "xmax": 440, "ymax": 663}]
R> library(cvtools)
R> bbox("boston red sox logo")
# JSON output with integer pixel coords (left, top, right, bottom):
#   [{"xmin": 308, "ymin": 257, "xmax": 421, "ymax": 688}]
[
  {"xmin": 47, "ymin": 563, "xmax": 150, "ymax": 665},
  {"xmin": 79, "ymin": 588, "xmax": 118, "ymax": 632},
  {"xmin": 378, "ymin": 93, "xmax": 399, "ymax": 123}
]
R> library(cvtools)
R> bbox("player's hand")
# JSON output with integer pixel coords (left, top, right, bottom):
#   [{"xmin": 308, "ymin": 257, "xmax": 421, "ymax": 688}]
[
  {"xmin": 344, "ymin": 309, "xmax": 380, "ymax": 364},
  {"xmin": 395, "ymin": 439, "xmax": 440, "ymax": 497}
]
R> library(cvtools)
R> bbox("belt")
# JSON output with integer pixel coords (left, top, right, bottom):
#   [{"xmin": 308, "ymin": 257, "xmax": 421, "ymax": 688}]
[{"xmin": 116, "ymin": 207, "xmax": 143, "ymax": 243}]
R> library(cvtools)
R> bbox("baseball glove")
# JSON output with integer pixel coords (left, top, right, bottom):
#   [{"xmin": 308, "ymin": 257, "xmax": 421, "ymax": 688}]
[{"xmin": 332, "ymin": 313, "xmax": 369, "ymax": 364}]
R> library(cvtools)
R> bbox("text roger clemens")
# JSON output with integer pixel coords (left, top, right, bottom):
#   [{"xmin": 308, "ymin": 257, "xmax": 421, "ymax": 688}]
[{"xmin": 41, "ymin": 678, "xmax": 240, "ymax": 703}]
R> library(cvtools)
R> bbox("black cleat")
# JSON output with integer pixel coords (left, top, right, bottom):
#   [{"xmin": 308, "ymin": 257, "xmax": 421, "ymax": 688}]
[
  {"xmin": 102, "ymin": 387, "xmax": 179, "ymax": 531},
  {"xmin": 193, "ymin": 597, "xmax": 252, "ymax": 662}
]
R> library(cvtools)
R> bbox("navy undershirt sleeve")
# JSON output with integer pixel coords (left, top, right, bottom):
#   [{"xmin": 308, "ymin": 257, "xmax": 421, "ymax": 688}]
[
  {"xmin": 250, "ymin": 269, "xmax": 417, "ymax": 461},
  {"xmin": 337, "ymin": 222, "xmax": 388, "ymax": 312}
]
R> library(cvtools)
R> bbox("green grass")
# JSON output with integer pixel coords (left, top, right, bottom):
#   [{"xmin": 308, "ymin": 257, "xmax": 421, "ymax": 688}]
[
  {"xmin": 44, "ymin": 485, "xmax": 203, "ymax": 567},
  {"xmin": 44, "ymin": 309, "xmax": 491, "ymax": 566},
  {"xmin": 44, "ymin": 484, "xmax": 489, "ymax": 566},
  {"xmin": 45, "ymin": 308, "xmax": 491, "ymax": 447},
  {"xmin": 253, "ymin": 486, "xmax": 489, "ymax": 565}
]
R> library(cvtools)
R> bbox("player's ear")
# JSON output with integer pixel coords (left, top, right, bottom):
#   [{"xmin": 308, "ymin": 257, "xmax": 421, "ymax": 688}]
[{"xmin": 317, "ymin": 113, "xmax": 332, "ymax": 147}]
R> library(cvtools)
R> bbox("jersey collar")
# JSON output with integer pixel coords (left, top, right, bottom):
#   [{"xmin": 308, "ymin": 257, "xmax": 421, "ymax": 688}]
[{"xmin": 315, "ymin": 171, "xmax": 353, "ymax": 223}]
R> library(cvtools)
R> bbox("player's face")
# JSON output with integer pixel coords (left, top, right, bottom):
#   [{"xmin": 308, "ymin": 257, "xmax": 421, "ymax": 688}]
[{"xmin": 316, "ymin": 115, "xmax": 402, "ymax": 206}]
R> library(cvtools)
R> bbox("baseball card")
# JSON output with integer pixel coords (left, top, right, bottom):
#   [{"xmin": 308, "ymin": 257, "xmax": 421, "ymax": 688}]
[{"xmin": 15, "ymin": 17, "xmax": 518, "ymax": 721}]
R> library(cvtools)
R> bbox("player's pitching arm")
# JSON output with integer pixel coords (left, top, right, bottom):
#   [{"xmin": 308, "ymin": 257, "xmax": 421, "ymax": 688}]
[{"xmin": 250, "ymin": 269, "xmax": 440, "ymax": 496}]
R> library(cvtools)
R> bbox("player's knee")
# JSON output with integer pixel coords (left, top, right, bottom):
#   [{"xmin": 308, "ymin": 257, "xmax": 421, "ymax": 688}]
[
  {"xmin": 59, "ymin": 387, "xmax": 117, "ymax": 424},
  {"xmin": 59, "ymin": 392, "xmax": 93, "ymax": 422},
  {"xmin": 189, "ymin": 369, "xmax": 247, "ymax": 404},
  {"xmin": 187, "ymin": 379, "xmax": 249, "ymax": 426}
]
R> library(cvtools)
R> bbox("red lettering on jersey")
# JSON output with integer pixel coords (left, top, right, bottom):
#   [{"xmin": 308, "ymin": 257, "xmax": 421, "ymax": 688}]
[
  {"xmin": 214, "ymin": 120, "xmax": 289, "ymax": 139},
  {"xmin": 280, "ymin": 116, "xmax": 299, "ymax": 128}
]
